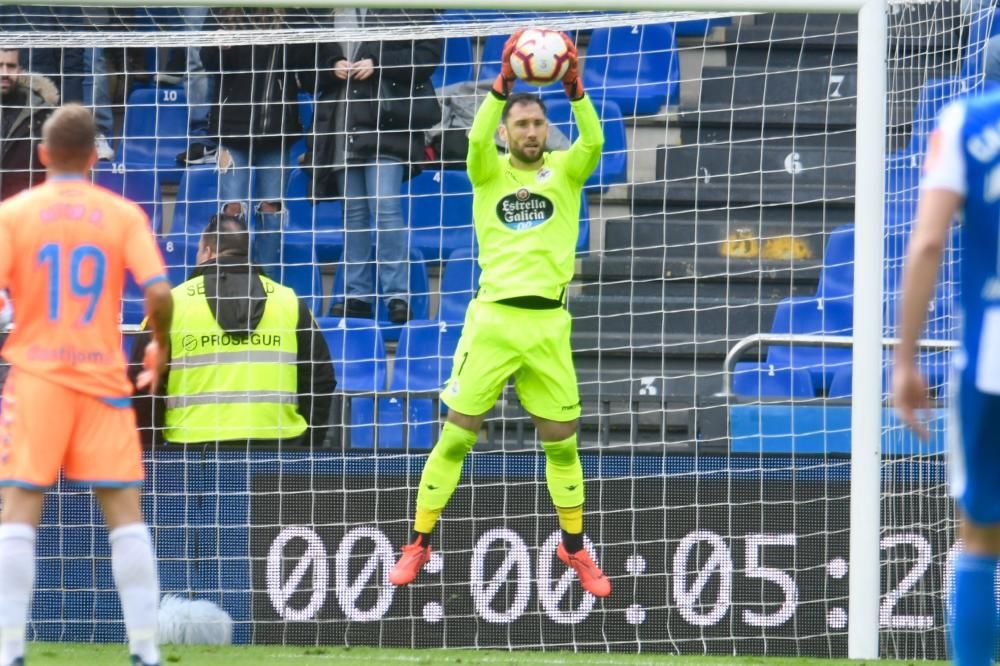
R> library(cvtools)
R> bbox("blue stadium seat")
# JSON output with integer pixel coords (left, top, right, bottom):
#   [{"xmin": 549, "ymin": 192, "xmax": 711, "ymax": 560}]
[
  {"xmin": 154, "ymin": 166, "xmax": 221, "ymax": 284},
  {"xmin": 828, "ymin": 350, "xmax": 949, "ymax": 399},
  {"xmin": 316, "ymin": 317, "xmax": 386, "ymax": 448},
  {"xmin": 674, "ymin": 16, "xmax": 731, "ymax": 37},
  {"xmin": 284, "ymin": 167, "xmax": 345, "ymax": 263},
  {"xmin": 167, "ymin": 165, "xmax": 222, "ymax": 236},
  {"xmin": 329, "ymin": 249, "xmax": 430, "ymax": 340},
  {"xmin": 733, "ymin": 362, "xmax": 815, "ymax": 399},
  {"xmin": 816, "ymin": 225, "xmax": 854, "ymax": 298},
  {"xmin": 431, "ymin": 37, "xmax": 474, "ymax": 90},
  {"xmin": 158, "ymin": 231, "xmax": 199, "ymax": 287},
  {"xmin": 406, "ymin": 169, "xmax": 475, "ymax": 260},
  {"xmin": 582, "ymin": 23, "xmax": 680, "ymax": 116},
  {"xmin": 91, "ymin": 166, "xmax": 158, "ymax": 220},
  {"xmin": 278, "ymin": 260, "xmax": 323, "ymax": 316},
  {"xmin": 378, "ymin": 319, "xmax": 463, "ymax": 449},
  {"xmin": 438, "ymin": 248, "xmax": 481, "ymax": 322},
  {"xmin": 907, "ymin": 77, "xmax": 967, "ymax": 155},
  {"xmin": 116, "ymin": 86, "xmax": 190, "ymax": 183},
  {"xmin": 766, "ymin": 296, "xmax": 853, "ymax": 392},
  {"xmin": 544, "ymin": 98, "xmax": 627, "ymax": 190}
]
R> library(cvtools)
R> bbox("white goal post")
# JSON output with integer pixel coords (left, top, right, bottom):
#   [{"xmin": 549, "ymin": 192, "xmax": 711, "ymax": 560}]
[{"xmin": 3, "ymin": 0, "xmax": 903, "ymax": 659}]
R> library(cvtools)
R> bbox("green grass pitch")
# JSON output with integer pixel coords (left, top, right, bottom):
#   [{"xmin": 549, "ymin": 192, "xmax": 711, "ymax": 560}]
[{"xmin": 25, "ymin": 643, "xmax": 941, "ymax": 665}]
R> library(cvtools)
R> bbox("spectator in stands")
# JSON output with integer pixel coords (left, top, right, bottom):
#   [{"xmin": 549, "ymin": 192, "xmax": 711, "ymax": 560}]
[
  {"xmin": 175, "ymin": 7, "xmax": 217, "ymax": 166},
  {"xmin": 0, "ymin": 6, "xmax": 115, "ymax": 159},
  {"xmin": 0, "ymin": 48, "xmax": 57, "ymax": 200},
  {"xmin": 130, "ymin": 214, "xmax": 336, "ymax": 448},
  {"xmin": 200, "ymin": 9, "xmax": 319, "ymax": 276},
  {"xmin": 307, "ymin": 10, "xmax": 442, "ymax": 323}
]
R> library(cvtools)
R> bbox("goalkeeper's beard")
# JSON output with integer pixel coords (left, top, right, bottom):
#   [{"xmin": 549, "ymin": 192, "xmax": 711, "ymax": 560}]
[{"xmin": 509, "ymin": 142, "xmax": 543, "ymax": 167}]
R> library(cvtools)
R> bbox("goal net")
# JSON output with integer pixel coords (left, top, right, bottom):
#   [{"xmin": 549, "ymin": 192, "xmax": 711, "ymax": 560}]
[{"xmin": 0, "ymin": 1, "xmax": 979, "ymax": 659}]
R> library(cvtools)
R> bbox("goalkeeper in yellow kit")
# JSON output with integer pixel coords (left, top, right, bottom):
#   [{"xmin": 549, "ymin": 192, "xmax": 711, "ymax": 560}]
[{"xmin": 389, "ymin": 31, "xmax": 610, "ymax": 597}]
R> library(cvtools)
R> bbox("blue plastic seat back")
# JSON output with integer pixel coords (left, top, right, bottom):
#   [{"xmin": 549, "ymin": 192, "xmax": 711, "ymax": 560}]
[
  {"xmin": 316, "ymin": 317, "xmax": 386, "ymax": 392},
  {"xmin": 117, "ymin": 86, "xmax": 189, "ymax": 180},
  {"xmin": 733, "ymin": 362, "xmax": 816, "ymax": 399},
  {"xmin": 284, "ymin": 167, "xmax": 344, "ymax": 263},
  {"xmin": 171, "ymin": 166, "xmax": 222, "ymax": 236},
  {"xmin": 316, "ymin": 317, "xmax": 385, "ymax": 448},
  {"xmin": 908, "ymin": 77, "xmax": 967, "ymax": 154},
  {"xmin": 391, "ymin": 319, "xmax": 463, "ymax": 391},
  {"xmin": 431, "ymin": 37, "xmax": 474, "ymax": 89},
  {"xmin": 674, "ymin": 17, "xmax": 731, "ymax": 37},
  {"xmin": 158, "ymin": 231, "xmax": 199, "ymax": 288},
  {"xmin": 92, "ymin": 166, "xmax": 158, "ymax": 220},
  {"xmin": 582, "ymin": 23, "xmax": 680, "ymax": 115},
  {"xmin": 278, "ymin": 261, "xmax": 322, "ymax": 317},
  {"xmin": 766, "ymin": 296, "xmax": 853, "ymax": 391},
  {"xmin": 438, "ymin": 248, "xmax": 481, "ymax": 323},
  {"xmin": 406, "ymin": 169, "xmax": 475, "ymax": 260},
  {"xmin": 378, "ymin": 318, "xmax": 460, "ymax": 448},
  {"xmin": 544, "ymin": 98, "xmax": 627, "ymax": 189},
  {"xmin": 817, "ymin": 225, "xmax": 854, "ymax": 297}
]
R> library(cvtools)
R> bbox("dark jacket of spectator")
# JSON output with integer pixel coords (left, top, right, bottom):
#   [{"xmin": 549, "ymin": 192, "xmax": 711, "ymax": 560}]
[
  {"xmin": 306, "ymin": 9, "xmax": 443, "ymax": 198},
  {"xmin": 201, "ymin": 35, "xmax": 319, "ymax": 145},
  {"xmin": 0, "ymin": 72, "xmax": 56, "ymax": 200},
  {"xmin": 128, "ymin": 256, "xmax": 337, "ymax": 448}
]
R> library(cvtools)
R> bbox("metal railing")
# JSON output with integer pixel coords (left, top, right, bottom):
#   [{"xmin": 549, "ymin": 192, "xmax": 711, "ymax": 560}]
[{"xmin": 720, "ymin": 332, "xmax": 958, "ymax": 399}]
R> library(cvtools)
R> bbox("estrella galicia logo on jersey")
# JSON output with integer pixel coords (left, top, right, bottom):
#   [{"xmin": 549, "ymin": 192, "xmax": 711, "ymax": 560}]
[{"xmin": 496, "ymin": 189, "xmax": 554, "ymax": 231}]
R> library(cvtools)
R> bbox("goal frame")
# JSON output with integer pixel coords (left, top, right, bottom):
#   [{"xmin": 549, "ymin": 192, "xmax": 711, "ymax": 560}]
[{"xmin": 10, "ymin": 0, "xmax": 888, "ymax": 658}]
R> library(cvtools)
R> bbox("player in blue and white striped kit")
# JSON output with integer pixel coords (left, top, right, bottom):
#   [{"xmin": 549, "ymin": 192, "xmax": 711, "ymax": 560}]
[{"xmin": 896, "ymin": 92, "xmax": 1000, "ymax": 665}]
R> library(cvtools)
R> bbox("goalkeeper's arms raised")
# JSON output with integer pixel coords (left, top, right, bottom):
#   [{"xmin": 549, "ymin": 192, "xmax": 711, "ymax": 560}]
[
  {"xmin": 560, "ymin": 32, "xmax": 604, "ymax": 184},
  {"xmin": 468, "ymin": 32, "xmax": 523, "ymax": 186}
]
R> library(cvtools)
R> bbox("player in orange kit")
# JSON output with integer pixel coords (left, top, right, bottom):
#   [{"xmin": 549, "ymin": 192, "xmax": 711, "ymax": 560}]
[{"xmin": 0, "ymin": 104, "xmax": 172, "ymax": 666}]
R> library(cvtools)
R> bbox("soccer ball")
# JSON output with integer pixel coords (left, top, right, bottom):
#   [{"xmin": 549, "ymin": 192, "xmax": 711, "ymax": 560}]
[{"xmin": 509, "ymin": 29, "xmax": 571, "ymax": 87}]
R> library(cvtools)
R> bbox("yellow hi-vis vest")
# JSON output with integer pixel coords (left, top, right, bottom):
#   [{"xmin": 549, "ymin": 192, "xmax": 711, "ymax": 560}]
[{"xmin": 163, "ymin": 273, "xmax": 307, "ymax": 443}]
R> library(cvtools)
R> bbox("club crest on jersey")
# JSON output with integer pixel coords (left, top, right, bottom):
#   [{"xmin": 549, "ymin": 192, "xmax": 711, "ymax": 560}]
[{"xmin": 496, "ymin": 189, "xmax": 554, "ymax": 230}]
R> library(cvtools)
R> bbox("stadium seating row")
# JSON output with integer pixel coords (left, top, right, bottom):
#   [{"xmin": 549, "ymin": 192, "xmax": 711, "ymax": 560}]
[
  {"xmin": 319, "ymin": 317, "xmax": 462, "ymax": 449},
  {"xmin": 731, "ymin": 53, "xmax": 997, "ymax": 401},
  {"xmin": 126, "ymin": 242, "xmax": 481, "ymax": 341}
]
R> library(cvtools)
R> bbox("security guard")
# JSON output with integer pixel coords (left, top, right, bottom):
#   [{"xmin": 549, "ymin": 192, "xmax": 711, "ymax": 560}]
[{"xmin": 130, "ymin": 214, "xmax": 335, "ymax": 447}]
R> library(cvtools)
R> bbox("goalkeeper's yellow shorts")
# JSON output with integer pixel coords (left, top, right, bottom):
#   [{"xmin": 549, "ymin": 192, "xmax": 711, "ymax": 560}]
[{"xmin": 441, "ymin": 299, "xmax": 581, "ymax": 422}]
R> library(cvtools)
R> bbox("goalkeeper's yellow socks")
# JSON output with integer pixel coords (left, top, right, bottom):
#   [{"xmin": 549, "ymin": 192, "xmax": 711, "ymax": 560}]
[
  {"xmin": 411, "ymin": 506, "xmax": 443, "ymax": 544},
  {"xmin": 556, "ymin": 504, "xmax": 585, "ymax": 553}
]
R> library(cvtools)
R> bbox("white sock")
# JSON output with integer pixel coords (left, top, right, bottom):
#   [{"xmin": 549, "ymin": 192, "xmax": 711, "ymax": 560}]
[
  {"xmin": 109, "ymin": 523, "xmax": 160, "ymax": 665},
  {"xmin": 0, "ymin": 523, "xmax": 35, "ymax": 666}
]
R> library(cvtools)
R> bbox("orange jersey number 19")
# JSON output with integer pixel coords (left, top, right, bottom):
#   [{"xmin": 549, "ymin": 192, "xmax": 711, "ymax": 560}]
[{"xmin": 37, "ymin": 242, "xmax": 106, "ymax": 324}]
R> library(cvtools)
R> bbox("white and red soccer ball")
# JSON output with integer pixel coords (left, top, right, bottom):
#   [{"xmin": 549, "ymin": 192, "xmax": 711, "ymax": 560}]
[{"xmin": 509, "ymin": 29, "xmax": 571, "ymax": 87}]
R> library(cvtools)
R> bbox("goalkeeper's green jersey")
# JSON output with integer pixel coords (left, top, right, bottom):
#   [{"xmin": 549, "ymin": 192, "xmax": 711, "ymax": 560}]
[{"xmin": 466, "ymin": 92, "xmax": 604, "ymax": 303}]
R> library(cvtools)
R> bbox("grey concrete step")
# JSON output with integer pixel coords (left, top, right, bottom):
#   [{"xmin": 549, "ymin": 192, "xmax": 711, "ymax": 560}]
[
  {"xmin": 601, "ymin": 212, "xmax": 838, "ymax": 257},
  {"xmin": 569, "ymin": 293, "xmax": 779, "ymax": 339},
  {"xmin": 632, "ymin": 141, "xmax": 855, "ymax": 207}
]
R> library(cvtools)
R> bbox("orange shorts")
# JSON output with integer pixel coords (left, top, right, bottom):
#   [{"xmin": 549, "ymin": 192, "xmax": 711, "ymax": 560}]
[{"xmin": 0, "ymin": 368, "xmax": 144, "ymax": 489}]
